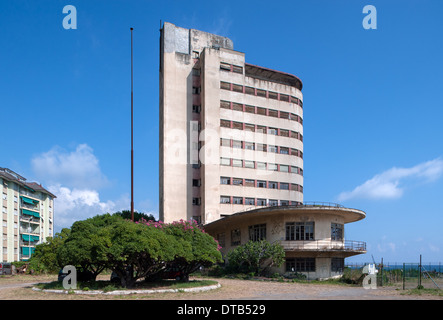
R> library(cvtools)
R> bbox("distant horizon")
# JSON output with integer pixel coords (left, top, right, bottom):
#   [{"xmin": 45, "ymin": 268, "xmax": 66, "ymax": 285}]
[{"xmin": 1, "ymin": 0, "xmax": 442, "ymax": 262}]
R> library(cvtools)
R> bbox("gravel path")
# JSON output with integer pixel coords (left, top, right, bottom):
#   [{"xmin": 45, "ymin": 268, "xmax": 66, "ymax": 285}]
[{"xmin": 0, "ymin": 275, "xmax": 441, "ymax": 300}]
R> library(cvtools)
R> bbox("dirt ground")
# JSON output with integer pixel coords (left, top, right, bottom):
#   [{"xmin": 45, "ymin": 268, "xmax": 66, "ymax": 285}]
[{"xmin": 0, "ymin": 274, "xmax": 441, "ymax": 300}]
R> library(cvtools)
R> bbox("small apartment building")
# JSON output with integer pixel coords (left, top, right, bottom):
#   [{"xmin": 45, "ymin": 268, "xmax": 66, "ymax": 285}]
[
  {"xmin": 159, "ymin": 22, "xmax": 366, "ymax": 279},
  {"xmin": 1, "ymin": 167, "xmax": 55, "ymax": 262}
]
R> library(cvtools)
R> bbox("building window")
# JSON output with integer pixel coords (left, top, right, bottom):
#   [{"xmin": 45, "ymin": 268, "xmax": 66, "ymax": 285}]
[
  {"xmin": 220, "ymin": 62, "xmax": 231, "ymax": 71},
  {"xmin": 280, "ymin": 165, "xmax": 289, "ymax": 173},
  {"xmin": 232, "ymin": 103, "xmax": 243, "ymax": 111},
  {"xmin": 268, "ymin": 127, "xmax": 278, "ymax": 135},
  {"xmin": 280, "ymin": 200, "xmax": 289, "ymax": 206},
  {"xmin": 192, "ymin": 105, "xmax": 201, "ymax": 113},
  {"xmin": 256, "ymin": 162, "xmax": 266, "ymax": 170},
  {"xmin": 331, "ymin": 223, "xmax": 344, "ymax": 241},
  {"xmin": 280, "ymin": 94, "xmax": 289, "ymax": 102},
  {"xmin": 256, "ymin": 125, "xmax": 266, "ymax": 134},
  {"xmin": 245, "ymin": 105, "xmax": 255, "ymax": 113},
  {"xmin": 280, "ymin": 129, "xmax": 289, "ymax": 137},
  {"xmin": 232, "ymin": 178, "xmax": 243, "ymax": 186},
  {"xmin": 220, "ymin": 177, "xmax": 231, "ymax": 185},
  {"xmin": 268, "ymin": 109, "xmax": 278, "ymax": 117},
  {"xmin": 244, "ymin": 142, "xmax": 255, "ymax": 150},
  {"xmin": 244, "ymin": 123, "xmax": 255, "ymax": 132},
  {"xmin": 280, "ymin": 183, "xmax": 289, "ymax": 190},
  {"xmin": 268, "ymin": 145, "xmax": 278, "ymax": 153},
  {"xmin": 244, "ymin": 160, "xmax": 255, "ymax": 169},
  {"xmin": 220, "ymin": 157, "xmax": 231, "ymax": 166},
  {"xmin": 290, "ymin": 96, "xmax": 299, "ymax": 104},
  {"xmin": 233, "ymin": 121, "xmax": 243, "ymax": 130},
  {"xmin": 268, "ymin": 181, "xmax": 278, "ymax": 189},
  {"xmin": 220, "ymin": 119, "xmax": 231, "ymax": 128},
  {"xmin": 245, "ymin": 179, "xmax": 255, "ymax": 187},
  {"xmin": 268, "ymin": 199, "xmax": 278, "ymax": 206},
  {"xmin": 192, "ymin": 87, "xmax": 201, "ymax": 94},
  {"xmin": 232, "ymin": 140, "xmax": 242, "ymax": 148},
  {"xmin": 286, "ymin": 258, "xmax": 315, "ymax": 272},
  {"xmin": 220, "ymin": 100, "xmax": 231, "ymax": 109},
  {"xmin": 256, "ymin": 89, "xmax": 266, "ymax": 97},
  {"xmin": 286, "ymin": 222, "xmax": 314, "ymax": 241},
  {"xmin": 220, "ymin": 138, "xmax": 230, "ymax": 147},
  {"xmin": 256, "ymin": 107, "xmax": 266, "ymax": 115},
  {"xmin": 232, "ymin": 84, "xmax": 243, "ymax": 93},
  {"xmin": 245, "ymin": 198, "xmax": 255, "ymax": 205},
  {"xmin": 220, "ymin": 81, "xmax": 230, "ymax": 90},
  {"xmin": 257, "ymin": 180, "xmax": 266, "ymax": 188},
  {"xmin": 220, "ymin": 196, "xmax": 231, "ymax": 204},
  {"xmin": 256, "ymin": 198, "xmax": 266, "ymax": 206},
  {"xmin": 192, "ymin": 197, "xmax": 201, "ymax": 206},
  {"xmin": 249, "ymin": 224, "xmax": 266, "ymax": 241},
  {"xmin": 268, "ymin": 91, "xmax": 278, "ymax": 100},
  {"xmin": 232, "ymin": 159, "xmax": 243, "ymax": 167},
  {"xmin": 232, "ymin": 65, "xmax": 243, "ymax": 74},
  {"xmin": 231, "ymin": 229, "xmax": 241, "ymax": 246},
  {"xmin": 245, "ymin": 86, "xmax": 255, "ymax": 95},
  {"xmin": 192, "ymin": 179, "xmax": 201, "ymax": 187},
  {"xmin": 331, "ymin": 258, "xmax": 344, "ymax": 272},
  {"xmin": 268, "ymin": 163, "xmax": 278, "ymax": 171},
  {"xmin": 280, "ymin": 111, "xmax": 290, "ymax": 119},
  {"xmin": 233, "ymin": 197, "xmax": 243, "ymax": 205},
  {"xmin": 256, "ymin": 143, "xmax": 267, "ymax": 152},
  {"xmin": 280, "ymin": 147, "xmax": 289, "ymax": 155}
]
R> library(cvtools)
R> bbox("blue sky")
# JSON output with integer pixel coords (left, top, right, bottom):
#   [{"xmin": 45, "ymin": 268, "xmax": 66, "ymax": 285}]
[{"xmin": 1, "ymin": 0, "xmax": 442, "ymax": 263}]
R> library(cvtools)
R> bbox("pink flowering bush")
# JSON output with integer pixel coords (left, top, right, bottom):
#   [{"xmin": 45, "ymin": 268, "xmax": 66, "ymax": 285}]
[{"xmin": 138, "ymin": 218, "xmax": 222, "ymax": 281}]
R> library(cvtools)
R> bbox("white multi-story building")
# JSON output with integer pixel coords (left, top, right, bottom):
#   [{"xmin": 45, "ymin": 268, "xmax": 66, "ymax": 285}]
[
  {"xmin": 159, "ymin": 22, "xmax": 366, "ymax": 279},
  {"xmin": 1, "ymin": 167, "xmax": 55, "ymax": 262}
]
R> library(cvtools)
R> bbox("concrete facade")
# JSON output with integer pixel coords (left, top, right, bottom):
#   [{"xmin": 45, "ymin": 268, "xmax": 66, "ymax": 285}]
[
  {"xmin": 159, "ymin": 22, "xmax": 366, "ymax": 279},
  {"xmin": 1, "ymin": 167, "xmax": 55, "ymax": 262},
  {"xmin": 160, "ymin": 22, "xmax": 304, "ymax": 224}
]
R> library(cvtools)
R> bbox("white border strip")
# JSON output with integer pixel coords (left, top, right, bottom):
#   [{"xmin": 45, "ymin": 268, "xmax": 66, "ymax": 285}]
[{"xmin": 32, "ymin": 283, "xmax": 221, "ymax": 295}]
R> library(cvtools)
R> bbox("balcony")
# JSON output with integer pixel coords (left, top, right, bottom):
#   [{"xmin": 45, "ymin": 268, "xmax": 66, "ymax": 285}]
[{"xmin": 279, "ymin": 239, "xmax": 366, "ymax": 253}]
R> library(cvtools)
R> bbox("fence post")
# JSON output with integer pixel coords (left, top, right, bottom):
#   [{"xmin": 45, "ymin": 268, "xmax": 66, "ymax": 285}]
[
  {"xmin": 380, "ymin": 257, "xmax": 383, "ymax": 287},
  {"xmin": 419, "ymin": 255, "xmax": 422, "ymax": 288},
  {"xmin": 402, "ymin": 263, "xmax": 405, "ymax": 290}
]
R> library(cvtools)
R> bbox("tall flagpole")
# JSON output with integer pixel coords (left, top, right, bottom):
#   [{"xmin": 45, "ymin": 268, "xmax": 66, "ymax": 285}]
[{"xmin": 130, "ymin": 27, "xmax": 134, "ymax": 222}]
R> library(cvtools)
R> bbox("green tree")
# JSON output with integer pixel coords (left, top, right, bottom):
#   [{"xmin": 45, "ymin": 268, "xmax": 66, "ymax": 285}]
[
  {"xmin": 227, "ymin": 240, "xmax": 285, "ymax": 276},
  {"xmin": 113, "ymin": 210, "xmax": 156, "ymax": 222},
  {"xmin": 106, "ymin": 218, "xmax": 182, "ymax": 288},
  {"xmin": 57, "ymin": 214, "xmax": 119, "ymax": 280},
  {"xmin": 162, "ymin": 220, "xmax": 223, "ymax": 280},
  {"xmin": 28, "ymin": 228, "xmax": 70, "ymax": 273}
]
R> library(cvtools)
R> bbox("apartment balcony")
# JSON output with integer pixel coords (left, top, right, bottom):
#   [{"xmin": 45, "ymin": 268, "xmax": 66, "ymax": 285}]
[
  {"xmin": 279, "ymin": 239, "xmax": 367, "ymax": 256},
  {"xmin": 20, "ymin": 226, "xmax": 40, "ymax": 235}
]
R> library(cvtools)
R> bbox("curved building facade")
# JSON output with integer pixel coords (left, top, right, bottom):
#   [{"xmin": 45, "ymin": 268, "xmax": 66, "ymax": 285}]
[{"xmin": 159, "ymin": 22, "xmax": 366, "ymax": 279}]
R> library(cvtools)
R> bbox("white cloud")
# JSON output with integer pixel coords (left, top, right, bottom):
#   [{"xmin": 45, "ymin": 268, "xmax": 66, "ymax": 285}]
[
  {"xmin": 31, "ymin": 144, "xmax": 127, "ymax": 231},
  {"xmin": 48, "ymin": 184, "xmax": 122, "ymax": 230},
  {"xmin": 31, "ymin": 144, "xmax": 108, "ymax": 189},
  {"xmin": 337, "ymin": 158, "xmax": 443, "ymax": 201}
]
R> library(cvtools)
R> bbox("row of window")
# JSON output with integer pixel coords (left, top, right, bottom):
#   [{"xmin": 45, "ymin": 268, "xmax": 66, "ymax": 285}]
[
  {"xmin": 220, "ymin": 176, "xmax": 303, "ymax": 191},
  {"xmin": 220, "ymin": 196, "xmax": 301, "ymax": 206},
  {"xmin": 220, "ymin": 137, "xmax": 303, "ymax": 159},
  {"xmin": 217, "ymin": 223, "xmax": 344, "ymax": 247},
  {"xmin": 286, "ymin": 258, "xmax": 344, "ymax": 273},
  {"xmin": 220, "ymin": 119, "xmax": 303, "ymax": 142},
  {"xmin": 220, "ymin": 80, "xmax": 303, "ymax": 108},
  {"xmin": 220, "ymin": 100, "xmax": 303, "ymax": 125},
  {"xmin": 220, "ymin": 157, "xmax": 303, "ymax": 173}
]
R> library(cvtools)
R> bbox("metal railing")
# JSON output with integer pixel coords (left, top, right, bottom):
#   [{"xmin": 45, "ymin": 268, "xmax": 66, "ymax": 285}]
[
  {"xmin": 279, "ymin": 239, "xmax": 366, "ymax": 252},
  {"xmin": 236, "ymin": 201, "xmax": 346, "ymax": 214}
]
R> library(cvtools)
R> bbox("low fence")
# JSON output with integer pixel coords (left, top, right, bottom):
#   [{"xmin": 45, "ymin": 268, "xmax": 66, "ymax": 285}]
[{"xmin": 345, "ymin": 261, "xmax": 442, "ymax": 290}]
